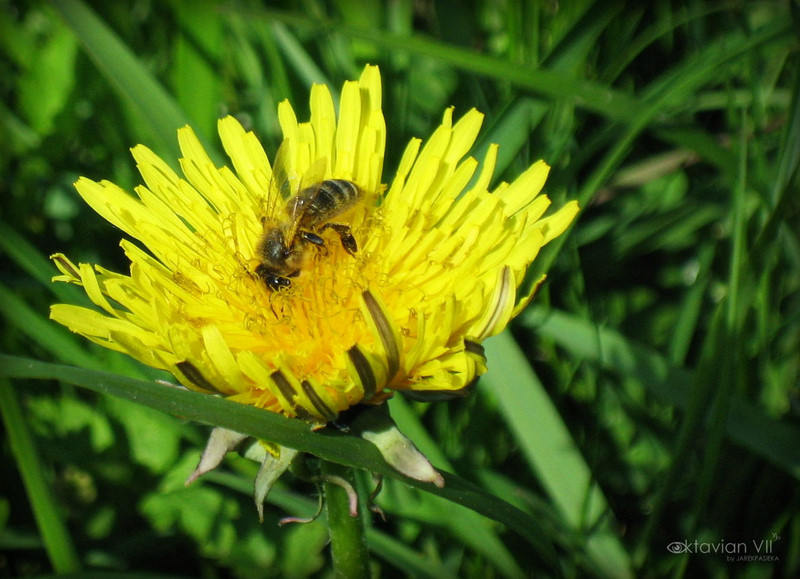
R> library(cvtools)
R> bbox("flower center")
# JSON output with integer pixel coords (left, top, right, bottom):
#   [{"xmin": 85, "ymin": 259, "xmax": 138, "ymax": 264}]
[{"xmin": 243, "ymin": 206, "xmax": 383, "ymax": 385}]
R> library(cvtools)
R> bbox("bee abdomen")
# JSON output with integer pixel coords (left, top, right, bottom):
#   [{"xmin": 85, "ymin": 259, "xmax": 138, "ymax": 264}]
[
  {"xmin": 323, "ymin": 179, "xmax": 360, "ymax": 201},
  {"xmin": 304, "ymin": 179, "xmax": 361, "ymax": 223}
]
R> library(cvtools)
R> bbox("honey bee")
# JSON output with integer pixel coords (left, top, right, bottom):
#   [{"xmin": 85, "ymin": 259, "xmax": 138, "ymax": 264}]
[{"xmin": 255, "ymin": 147, "xmax": 362, "ymax": 291}]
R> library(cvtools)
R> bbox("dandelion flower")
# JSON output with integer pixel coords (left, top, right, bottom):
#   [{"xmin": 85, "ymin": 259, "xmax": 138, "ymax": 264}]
[{"xmin": 51, "ymin": 65, "xmax": 578, "ymax": 432}]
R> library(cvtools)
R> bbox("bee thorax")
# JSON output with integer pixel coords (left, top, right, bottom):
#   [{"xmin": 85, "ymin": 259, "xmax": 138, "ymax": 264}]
[{"xmin": 256, "ymin": 177, "xmax": 363, "ymax": 291}]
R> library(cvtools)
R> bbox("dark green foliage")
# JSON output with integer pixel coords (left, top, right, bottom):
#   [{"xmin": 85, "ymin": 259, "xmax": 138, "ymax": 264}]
[{"xmin": 1, "ymin": 0, "xmax": 798, "ymax": 577}]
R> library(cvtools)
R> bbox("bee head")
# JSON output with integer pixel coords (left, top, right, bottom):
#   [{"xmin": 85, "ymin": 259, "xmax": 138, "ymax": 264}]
[{"xmin": 255, "ymin": 226, "xmax": 290, "ymax": 269}]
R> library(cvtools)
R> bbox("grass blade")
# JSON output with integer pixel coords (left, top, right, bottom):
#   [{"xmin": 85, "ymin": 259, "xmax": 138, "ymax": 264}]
[
  {"xmin": 0, "ymin": 354, "xmax": 554, "ymax": 553},
  {"xmin": 254, "ymin": 6, "xmax": 642, "ymax": 122},
  {"xmin": 483, "ymin": 332, "xmax": 632, "ymax": 578},
  {"xmin": 49, "ymin": 0, "xmax": 195, "ymax": 160},
  {"xmin": 523, "ymin": 307, "xmax": 800, "ymax": 478},
  {"xmin": 0, "ymin": 378, "xmax": 81, "ymax": 573},
  {"xmin": 0, "ymin": 282, "xmax": 99, "ymax": 371},
  {"xmin": 388, "ymin": 397, "xmax": 527, "ymax": 578}
]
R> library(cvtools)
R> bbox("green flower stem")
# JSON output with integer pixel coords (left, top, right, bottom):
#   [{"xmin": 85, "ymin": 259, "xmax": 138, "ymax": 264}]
[
  {"xmin": 0, "ymin": 379, "xmax": 81, "ymax": 573},
  {"xmin": 322, "ymin": 460, "xmax": 370, "ymax": 578}
]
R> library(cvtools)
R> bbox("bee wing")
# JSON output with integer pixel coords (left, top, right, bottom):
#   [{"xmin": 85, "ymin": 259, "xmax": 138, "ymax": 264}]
[
  {"xmin": 287, "ymin": 156, "xmax": 326, "ymax": 218},
  {"xmin": 264, "ymin": 141, "xmax": 295, "ymax": 224},
  {"xmin": 284, "ymin": 156, "xmax": 328, "ymax": 243}
]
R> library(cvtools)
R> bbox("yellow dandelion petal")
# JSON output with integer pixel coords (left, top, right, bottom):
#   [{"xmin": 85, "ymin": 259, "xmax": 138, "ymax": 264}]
[
  {"xmin": 218, "ymin": 116, "xmax": 274, "ymax": 199},
  {"xmin": 51, "ymin": 253, "xmax": 80, "ymax": 282},
  {"xmin": 77, "ymin": 263, "xmax": 118, "ymax": 317},
  {"xmin": 177, "ymin": 126, "xmax": 252, "ymax": 218},
  {"xmin": 470, "ymin": 143, "xmax": 499, "ymax": 195},
  {"xmin": 51, "ymin": 64, "xmax": 578, "ymax": 424},
  {"xmin": 511, "ymin": 274, "xmax": 549, "ymax": 320},
  {"xmin": 202, "ymin": 325, "xmax": 246, "ymax": 392},
  {"xmin": 334, "ymin": 80, "xmax": 363, "ymax": 179},
  {"xmin": 385, "ymin": 137, "xmax": 421, "ymax": 202},
  {"xmin": 73, "ymin": 177, "xmax": 148, "ymax": 239},
  {"xmin": 277, "ymin": 99, "xmax": 300, "ymax": 148},
  {"xmin": 536, "ymin": 200, "xmax": 582, "ymax": 244},
  {"xmin": 499, "ymin": 159, "xmax": 551, "ymax": 215},
  {"xmin": 310, "ymin": 84, "xmax": 336, "ymax": 170},
  {"xmin": 50, "ymin": 304, "xmax": 127, "ymax": 345},
  {"xmin": 472, "ymin": 267, "xmax": 519, "ymax": 340}
]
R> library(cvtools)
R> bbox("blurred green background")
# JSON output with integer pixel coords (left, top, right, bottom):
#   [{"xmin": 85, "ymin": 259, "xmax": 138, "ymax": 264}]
[{"xmin": 1, "ymin": 0, "xmax": 799, "ymax": 577}]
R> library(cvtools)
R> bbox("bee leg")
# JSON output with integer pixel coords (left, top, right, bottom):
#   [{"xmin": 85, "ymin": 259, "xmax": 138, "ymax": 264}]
[
  {"xmin": 298, "ymin": 230, "xmax": 331, "ymax": 256},
  {"xmin": 256, "ymin": 264, "xmax": 293, "ymax": 292},
  {"xmin": 267, "ymin": 276, "xmax": 291, "ymax": 292},
  {"xmin": 321, "ymin": 223, "xmax": 357, "ymax": 254},
  {"xmin": 298, "ymin": 231, "xmax": 325, "ymax": 246}
]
